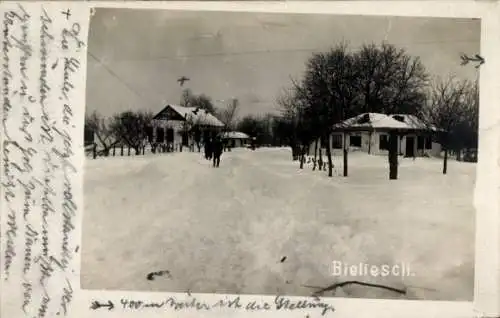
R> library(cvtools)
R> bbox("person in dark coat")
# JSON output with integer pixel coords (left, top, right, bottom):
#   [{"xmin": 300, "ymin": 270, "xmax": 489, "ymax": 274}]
[
  {"xmin": 204, "ymin": 138, "xmax": 213, "ymax": 160},
  {"xmin": 212, "ymin": 136, "xmax": 223, "ymax": 167}
]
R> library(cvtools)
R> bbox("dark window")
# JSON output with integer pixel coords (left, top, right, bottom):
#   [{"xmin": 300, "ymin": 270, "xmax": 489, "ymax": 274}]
[
  {"xmin": 320, "ymin": 137, "xmax": 328, "ymax": 148},
  {"xmin": 350, "ymin": 135, "xmax": 362, "ymax": 147},
  {"xmin": 145, "ymin": 126, "xmax": 153, "ymax": 142},
  {"xmin": 166, "ymin": 129, "xmax": 174, "ymax": 143},
  {"xmin": 182, "ymin": 132, "xmax": 189, "ymax": 146},
  {"xmin": 417, "ymin": 136, "xmax": 425, "ymax": 150},
  {"xmin": 332, "ymin": 134, "xmax": 342, "ymax": 149},
  {"xmin": 379, "ymin": 134, "xmax": 389, "ymax": 150},
  {"xmin": 156, "ymin": 127, "xmax": 165, "ymax": 143},
  {"xmin": 425, "ymin": 137, "xmax": 432, "ymax": 149}
]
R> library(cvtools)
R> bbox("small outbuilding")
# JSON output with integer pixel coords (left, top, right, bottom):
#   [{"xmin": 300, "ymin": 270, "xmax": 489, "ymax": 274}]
[{"xmin": 221, "ymin": 131, "xmax": 251, "ymax": 148}]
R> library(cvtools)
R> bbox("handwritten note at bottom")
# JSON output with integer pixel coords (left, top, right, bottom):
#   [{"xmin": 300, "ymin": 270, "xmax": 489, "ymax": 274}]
[{"xmin": 90, "ymin": 295, "xmax": 336, "ymax": 316}]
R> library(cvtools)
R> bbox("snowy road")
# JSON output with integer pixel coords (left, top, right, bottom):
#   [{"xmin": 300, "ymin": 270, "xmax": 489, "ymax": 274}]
[{"xmin": 81, "ymin": 148, "xmax": 475, "ymax": 301}]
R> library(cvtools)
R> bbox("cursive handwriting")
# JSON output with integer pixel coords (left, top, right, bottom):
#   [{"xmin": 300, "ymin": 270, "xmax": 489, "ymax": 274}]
[
  {"xmin": 117, "ymin": 296, "xmax": 335, "ymax": 316},
  {"xmin": 61, "ymin": 22, "xmax": 84, "ymax": 51},
  {"xmin": 40, "ymin": 8, "xmax": 53, "ymax": 145},
  {"xmin": 61, "ymin": 57, "xmax": 79, "ymax": 101},
  {"xmin": 1, "ymin": 4, "xmax": 83, "ymax": 318},
  {"xmin": 60, "ymin": 278, "xmax": 74, "ymax": 315}
]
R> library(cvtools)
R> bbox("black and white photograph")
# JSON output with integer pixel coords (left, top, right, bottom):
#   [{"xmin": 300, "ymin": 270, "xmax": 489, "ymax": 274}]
[{"xmin": 82, "ymin": 8, "xmax": 480, "ymax": 301}]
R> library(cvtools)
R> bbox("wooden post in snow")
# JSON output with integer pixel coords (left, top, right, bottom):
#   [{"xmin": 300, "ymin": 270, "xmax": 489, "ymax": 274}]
[
  {"xmin": 388, "ymin": 131, "xmax": 399, "ymax": 180},
  {"xmin": 343, "ymin": 132, "xmax": 348, "ymax": 177},
  {"xmin": 368, "ymin": 131, "xmax": 372, "ymax": 154}
]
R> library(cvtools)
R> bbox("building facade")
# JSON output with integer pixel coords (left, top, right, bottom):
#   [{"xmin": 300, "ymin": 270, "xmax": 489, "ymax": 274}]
[
  {"xmin": 327, "ymin": 131, "xmax": 441, "ymax": 157},
  {"xmin": 151, "ymin": 104, "xmax": 225, "ymax": 150},
  {"xmin": 309, "ymin": 113, "xmax": 442, "ymax": 158}
]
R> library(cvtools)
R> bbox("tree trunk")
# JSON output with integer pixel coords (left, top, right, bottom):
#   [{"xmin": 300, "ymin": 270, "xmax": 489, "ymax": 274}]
[
  {"xmin": 388, "ymin": 132, "xmax": 398, "ymax": 180},
  {"xmin": 326, "ymin": 136, "xmax": 333, "ymax": 177},
  {"xmin": 456, "ymin": 148, "xmax": 462, "ymax": 161},
  {"xmin": 443, "ymin": 146, "xmax": 448, "ymax": 175},
  {"xmin": 343, "ymin": 133, "xmax": 348, "ymax": 177},
  {"xmin": 300, "ymin": 146, "xmax": 305, "ymax": 169},
  {"xmin": 313, "ymin": 139, "xmax": 318, "ymax": 171},
  {"xmin": 368, "ymin": 131, "xmax": 372, "ymax": 155},
  {"xmin": 318, "ymin": 146, "xmax": 323, "ymax": 171}
]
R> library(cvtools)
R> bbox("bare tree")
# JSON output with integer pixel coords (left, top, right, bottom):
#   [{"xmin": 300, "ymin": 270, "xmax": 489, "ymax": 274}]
[
  {"xmin": 453, "ymin": 79, "xmax": 479, "ymax": 161},
  {"xmin": 218, "ymin": 98, "xmax": 239, "ymax": 131},
  {"xmin": 110, "ymin": 110, "xmax": 153, "ymax": 155},
  {"xmin": 85, "ymin": 110, "xmax": 117, "ymax": 156},
  {"xmin": 299, "ymin": 42, "xmax": 359, "ymax": 176},
  {"xmin": 421, "ymin": 76, "xmax": 472, "ymax": 174},
  {"xmin": 217, "ymin": 98, "xmax": 239, "ymax": 150},
  {"xmin": 180, "ymin": 88, "xmax": 217, "ymax": 114},
  {"xmin": 276, "ymin": 87, "xmax": 304, "ymax": 160},
  {"xmin": 352, "ymin": 43, "xmax": 429, "ymax": 179}
]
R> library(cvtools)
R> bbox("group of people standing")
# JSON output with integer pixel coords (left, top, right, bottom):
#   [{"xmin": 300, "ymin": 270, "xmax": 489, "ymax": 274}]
[{"xmin": 204, "ymin": 136, "xmax": 224, "ymax": 167}]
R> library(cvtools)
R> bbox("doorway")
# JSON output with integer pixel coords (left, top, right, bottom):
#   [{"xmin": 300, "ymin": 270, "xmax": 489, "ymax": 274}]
[
  {"xmin": 182, "ymin": 132, "xmax": 189, "ymax": 146},
  {"xmin": 405, "ymin": 136, "xmax": 415, "ymax": 157}
]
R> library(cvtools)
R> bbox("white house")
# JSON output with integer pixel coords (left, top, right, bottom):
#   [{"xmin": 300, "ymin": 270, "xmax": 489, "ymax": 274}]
[
  {"xmin": 222, "ymin": 131, "xmax": 251, "ymax": 148},
  {"xmin": 310, "ymin": 113, "xmax": 442, "ymax": 157},
  {"xmin": 152, "ymin": 104, "xmax": 225, "ymax": 149}
]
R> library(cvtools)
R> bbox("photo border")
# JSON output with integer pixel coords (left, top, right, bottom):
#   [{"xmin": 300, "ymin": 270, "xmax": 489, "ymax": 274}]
[{"xmin": 2, "ymin": 1, "xmax": 499, "ymax": 318}]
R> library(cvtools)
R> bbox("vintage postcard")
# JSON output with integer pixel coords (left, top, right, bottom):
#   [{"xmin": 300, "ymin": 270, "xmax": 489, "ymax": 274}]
[{"xmin": 1, "ymin": 1, "xmax": 499, "ymax": 318}]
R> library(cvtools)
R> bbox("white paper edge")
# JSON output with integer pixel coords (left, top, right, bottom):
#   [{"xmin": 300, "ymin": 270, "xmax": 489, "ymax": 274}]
[{"xmin": 1, "ymin": 1, "xmax": 498, "ymax": 318}]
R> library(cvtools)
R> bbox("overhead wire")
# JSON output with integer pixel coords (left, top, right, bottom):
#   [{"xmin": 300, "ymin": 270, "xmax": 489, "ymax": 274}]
[{"xmin": 87, "ymin": 38, "xmax": 479, "ymax": 107}]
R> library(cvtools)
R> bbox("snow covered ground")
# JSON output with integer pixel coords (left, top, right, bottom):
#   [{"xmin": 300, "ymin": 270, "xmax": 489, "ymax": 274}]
[{"xmin": 81, "ymin": 147, "xmax": 475, "ymax": 301}]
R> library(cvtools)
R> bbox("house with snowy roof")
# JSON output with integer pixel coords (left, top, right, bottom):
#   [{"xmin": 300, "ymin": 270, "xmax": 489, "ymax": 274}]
[
  {"xmin": 151, "ymin": 104, "xmax": 225, "ymax": 149},
  {"xmin": 221, "ymin": 131, "xmax": 251, "ymax": 148},
  {"xmin": 310, "ymin": 112, "xmax": 442, "ymax": 158}
]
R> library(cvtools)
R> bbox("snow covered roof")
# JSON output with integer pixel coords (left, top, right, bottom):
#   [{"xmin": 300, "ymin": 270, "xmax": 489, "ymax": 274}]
[
  {"xmin": 154, "ymin": 104, "xmax": 225, "ymax": 127},
  {"xmin": 333, "ymin": 113, "xmax": 437, "ymax": 132},
  {"xmin": 334, "ymin": 113, "xmax": 407, "ymax": 130},
  {"xmin": 390, "ymin": 114, "xmax": 439, "ymax": 131},
  {"xmin": 222, "ymin": 131, "xmax": 250, "ymax": 139}
]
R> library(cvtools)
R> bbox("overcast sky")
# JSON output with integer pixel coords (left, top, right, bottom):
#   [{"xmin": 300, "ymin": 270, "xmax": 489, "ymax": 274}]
[{"xmin": 86, "ymin": 9, "xmax": 480, "ymax": 118}]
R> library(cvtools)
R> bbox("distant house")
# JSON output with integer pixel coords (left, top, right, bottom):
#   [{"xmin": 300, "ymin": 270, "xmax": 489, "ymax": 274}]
[
  {"xmin": 152, "ymin": 104, "xmax": 225, "ymax": 148},
  {"xmin": 222, "ymin": 131, "xmax": 251, "ymax": 148},
  {"xmin": 310, "ymin": 113, "xmax": 442, "ymax": 157}
]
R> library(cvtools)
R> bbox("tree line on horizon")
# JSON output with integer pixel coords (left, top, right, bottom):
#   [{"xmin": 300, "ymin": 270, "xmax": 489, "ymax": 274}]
[{"xmin": 271, "ymin": 41, "xmax": 479, "ymax": 179}]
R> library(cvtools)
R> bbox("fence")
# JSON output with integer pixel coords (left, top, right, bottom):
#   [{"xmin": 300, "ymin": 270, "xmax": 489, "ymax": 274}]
[{"xmin": 86, "ymin": 142, "xmax": 201, "ymax": 159}]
